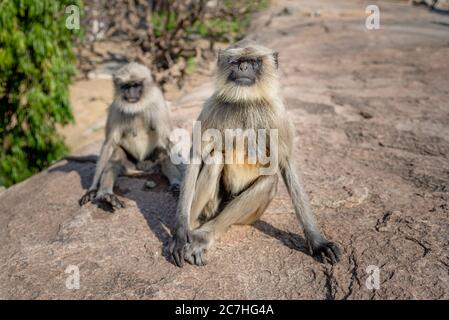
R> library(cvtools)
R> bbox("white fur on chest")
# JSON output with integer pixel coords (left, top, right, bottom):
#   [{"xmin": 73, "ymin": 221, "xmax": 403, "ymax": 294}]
[{"xmin": 119, "ymin": 119, "xmax": 158, "ymax": 161}]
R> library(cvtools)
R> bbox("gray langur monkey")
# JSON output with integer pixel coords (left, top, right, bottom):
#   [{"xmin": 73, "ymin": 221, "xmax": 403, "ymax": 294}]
[
  {"xmin": 170, "ymin": 41, "xmax": 341, "ymax": 266},
  {"xmin": 79, "ymin": 62, "xmax": 182, "ymax": 210}
]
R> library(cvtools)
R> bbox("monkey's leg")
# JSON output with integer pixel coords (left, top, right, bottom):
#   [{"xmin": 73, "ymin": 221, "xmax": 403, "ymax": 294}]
[
  {"xmin": 170, "ymin": 141, "xmax": 221, "ymax": 266},
  {"xmin": 121, "ymin": 153, "xmax": 141, "ymax": 176},
  {"xmin": 189, "ymin": 163, "xmax": 223, "ymax": 229},
  {"xmin": 135, "ymin": 146, "xmax": 168, "ymax": 173},
  {"xmin": 95, "ymin": 147, "xmax": 128, "ymax": 210},
  {"xmin": 184, "ymin": 174, "xmax": 277, "ymax": 266},
  {"xmin": 236, "ymin": 176, "xmax": 278, "ymax": 225},
  {"xmin": 161, "ymin": 158, "xmax": 182, "ymax": 194},
  {"xmin": 135, "ymin": 160, "xmax": 158, "ymax": 173}
]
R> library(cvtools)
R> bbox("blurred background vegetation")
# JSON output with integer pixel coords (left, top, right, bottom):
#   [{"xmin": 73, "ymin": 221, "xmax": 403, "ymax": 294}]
[
  {"xmin": 77, "ymin": 0, "xmax": 269, "ymax": 86},
  {"xmin": 0, "ymin": 0, "xmax": 82, "ymax": 187},
  {"xmin": 0, "ymin": 0, "xmax": 268, "ymax": 188}
]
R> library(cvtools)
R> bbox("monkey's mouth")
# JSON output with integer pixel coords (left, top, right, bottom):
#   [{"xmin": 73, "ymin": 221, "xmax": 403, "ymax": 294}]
[
  {"xmin": 233, "ymin": 77, "xmax": 255, "ymax": 86},
  {"xmin": 124, "ymin": 97, "xmax": 141, "ymax": 103}
]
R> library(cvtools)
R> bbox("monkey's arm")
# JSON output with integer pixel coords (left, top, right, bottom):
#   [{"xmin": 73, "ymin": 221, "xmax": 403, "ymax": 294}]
[
  {"xmin": 280, "ymin": 158, "xmax": 341, "ymax": 264},
  {"xmin": 78, "ymin": 139, "xmax": 116, "ymax": 207},
  {"xmin": 170, "ymin": 153, "xmax": 201, "ymax": 267},
  {"xmin": 88, "ymin": 139, "xmax": 116, "ymax": 191}
]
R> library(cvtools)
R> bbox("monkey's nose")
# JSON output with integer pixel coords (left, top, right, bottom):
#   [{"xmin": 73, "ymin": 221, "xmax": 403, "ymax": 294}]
[{"xmin": 239, "ymin": 62, "xmax": 249, "ymax": 71}]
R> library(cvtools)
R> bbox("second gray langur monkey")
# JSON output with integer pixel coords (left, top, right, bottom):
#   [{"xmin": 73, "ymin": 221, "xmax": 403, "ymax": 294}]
[
  {"xmin": 170, "ymin": 41, "xmax": 341, "ymax": 266},
  {"xmin": 79, "ymin": 62, "xmax": 182, "ymax": 209}
]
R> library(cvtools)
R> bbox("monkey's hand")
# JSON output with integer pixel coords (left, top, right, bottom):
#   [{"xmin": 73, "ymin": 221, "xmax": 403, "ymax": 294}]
[
  {"xmin": 95, "ymin": 192, "xmax": 126, "ymax": 210},
  {"xmin": 183, "ymin": 230, "xmax": 211, "ymax": 267},
  {"xmin": 170, "ymin": 226, "xmax": 190, "ymax": 267},
  {"xmin": 309, "ymin": 238, "xmax": 341, "ymax": 265},
  {"xmin": 79, "ymin": 189, "xmax": 97, "ymax": 206}
]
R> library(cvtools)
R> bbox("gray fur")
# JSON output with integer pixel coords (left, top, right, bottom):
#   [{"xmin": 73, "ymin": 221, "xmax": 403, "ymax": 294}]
[
  {"xmin": 79, "ymin": 63, "xmax": 182, "ymax": 210},
  {"xmin": 170, "ymin": 42, "xmax": 341, "ymax": 266}
]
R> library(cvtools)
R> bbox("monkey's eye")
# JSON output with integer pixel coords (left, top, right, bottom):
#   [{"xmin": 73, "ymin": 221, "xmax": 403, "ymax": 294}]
[
  {"xmin": 122, "ymin": 83, "xmax": 142, "ymax": 90},
  {"xmin": 251, "ymin": 58, "xmax": 262, "ymax": 68}
]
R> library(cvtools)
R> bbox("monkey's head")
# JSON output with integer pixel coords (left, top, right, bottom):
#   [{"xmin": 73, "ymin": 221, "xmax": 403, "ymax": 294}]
[
  {"xmin": 113, "ymin": 62, "xmax": 153, "ymax": 114},
  {"xmin": 216, "ymin": 40, "xmax": 279, "ymax": 103}
]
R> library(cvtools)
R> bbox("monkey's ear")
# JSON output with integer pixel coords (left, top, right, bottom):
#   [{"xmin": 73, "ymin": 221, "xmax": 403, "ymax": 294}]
[{"xmin": 273, "ymin": 52, "xmax": 279, "ymax": 69}]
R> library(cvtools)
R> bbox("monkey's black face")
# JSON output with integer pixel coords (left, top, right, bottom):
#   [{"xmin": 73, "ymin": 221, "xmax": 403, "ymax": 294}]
[
  {"xmin": 227, "ymin": 58, "xmax": 261, "ymax": 86},
  {"xmin": 121, "ymin": 82, "xmax": 144, "ymax": 103}
]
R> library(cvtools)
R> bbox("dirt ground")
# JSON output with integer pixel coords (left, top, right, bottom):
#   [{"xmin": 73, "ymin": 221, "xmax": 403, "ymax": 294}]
[{"xmin": 1, "ymin": 0, "xmax": 448, "ymax": 299}]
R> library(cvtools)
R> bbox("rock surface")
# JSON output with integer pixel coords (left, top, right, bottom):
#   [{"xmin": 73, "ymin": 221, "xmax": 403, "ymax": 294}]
[{"xmin": 1, "ymin": 0, "xmax": 448, "ymax": 299}]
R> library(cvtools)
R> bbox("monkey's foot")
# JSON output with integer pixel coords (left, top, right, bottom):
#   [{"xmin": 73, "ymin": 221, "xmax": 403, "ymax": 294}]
[
  {"xmin": 95, "ymin": 193, "xmax": 126, "ymax": 210},
  {"xmin": 183, "ymin": 230, "xmax": 212, "ymax": 266},
  {"xmin": 79, "ymin": 190, "xmax": 97, "ymax": 206},
  {"xmin": 170, "ymin": 227, "xmax": 190, "ymax": 267},
  {"xmin": 184, "ymin": 242, "xmax": 208, "ymax": 266},
  {"xmin": 311, "ymin": 240, "xmax": 341, "ymax": 265},
  {"xmin": 136, "ymin": 160, "xmax": 157, "ymax": 173},
  {"xmin": 169, "ymin": 182, "xmax": 181, "ymax": 196}
]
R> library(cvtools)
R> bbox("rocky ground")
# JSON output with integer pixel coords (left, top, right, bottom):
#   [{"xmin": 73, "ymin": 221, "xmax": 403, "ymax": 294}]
[{"xmin": 1, "ymin": 0, "xmax": 448, "ymax": 299}]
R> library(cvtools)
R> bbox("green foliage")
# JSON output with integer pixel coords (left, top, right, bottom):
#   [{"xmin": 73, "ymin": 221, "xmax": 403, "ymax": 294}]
[
  {"xmin": 0, "ymin": 0, "xmax": 81, "ymax": 187},
  {"xmin": 216, "ymin": 0, "xmax": 270, "ymax": 40},
  {"xmin": 189, "ymin": 17, "xmax": 246, "ymax": 42},
  {"xmin": 189, "ymin": 0, "xmax": 270, "ymax": 42},
  {"xmin": 147, "ymin": 0, "xmax": 269, "ymax": 81},
  {"xmin": 151, "ymin": 10, "xmax": 178, "ymax": 37},
  {"xmin": 185, "ymin": 56, "xmax": 196, "ymax": 75}
]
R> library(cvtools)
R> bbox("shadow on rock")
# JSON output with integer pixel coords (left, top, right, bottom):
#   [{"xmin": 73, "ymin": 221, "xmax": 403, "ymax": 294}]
[
  {"xmin": 49, "ymin": 159, "xmax": 319, "ymax": 265},
  {"xmin": 48, "ymin": 158, "xmax": 177, "ymax": 264},
  {"xmin": 252, "ymin": 220, "xmax": 311, "ymax": 256}
]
